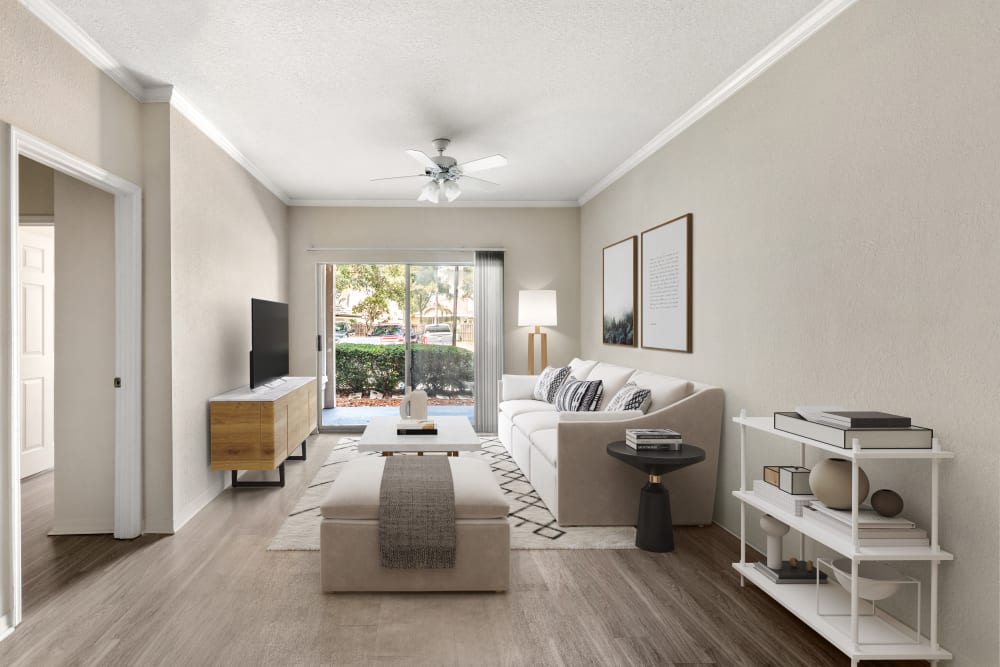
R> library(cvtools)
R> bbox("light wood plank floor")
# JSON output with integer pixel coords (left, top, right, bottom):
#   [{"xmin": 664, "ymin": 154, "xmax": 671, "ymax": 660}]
[{"xmin": 1, "ymin": 434, "xmax": 926, "ymax": 666}]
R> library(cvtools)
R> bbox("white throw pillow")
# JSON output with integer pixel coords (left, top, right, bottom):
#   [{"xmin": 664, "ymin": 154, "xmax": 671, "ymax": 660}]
[
  {"xmin": 533, "ymin": 366, "xmax": 570, "ymax": 403},
  {"xmin": 500, "ymin": 374, "xmax": 541, "ymax": 401},
  {"xmin": 605, "ymin": 382, "xmax": 652, "ymax": 413}
]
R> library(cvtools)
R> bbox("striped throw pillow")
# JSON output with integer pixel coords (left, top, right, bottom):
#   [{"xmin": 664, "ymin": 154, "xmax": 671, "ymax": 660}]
[
  {"xmin": 555, "ymin": 376, "xmax": 604, "ymax": 412},
  {"xmin": 533, "ymin": 366, "xmax": 570, "ymax": 403},
  {"xmin": 605, "ymin": 382, "xmax": 652, "ymax": 413}
]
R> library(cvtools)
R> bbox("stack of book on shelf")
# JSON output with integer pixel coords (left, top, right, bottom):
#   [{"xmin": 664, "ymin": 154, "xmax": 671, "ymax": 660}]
[
  {"xmin": 773, "ymin": 407, "xmax": 932, "ymax": 449},
  {"xmin": 396, "ymin": 420, "xmax": 437, "ymax": 435},
  {"xmin": 805, "ymin": 501, "xmax": 930, "ymax": 547},
  {"xmin": 625, "ymin": 428, "xmax": 681, "ymax": 451}
]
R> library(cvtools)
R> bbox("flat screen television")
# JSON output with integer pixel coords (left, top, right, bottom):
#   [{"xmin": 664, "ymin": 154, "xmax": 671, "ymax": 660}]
[{"xmin": 250, "ymin": 298, "xmax": 289, "ymax": 389}]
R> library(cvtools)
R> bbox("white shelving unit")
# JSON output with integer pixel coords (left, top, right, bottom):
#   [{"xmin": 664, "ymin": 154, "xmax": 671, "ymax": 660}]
[{"xmin": 733, "ymin": 411, "xmax": 953, "ymax": 666}]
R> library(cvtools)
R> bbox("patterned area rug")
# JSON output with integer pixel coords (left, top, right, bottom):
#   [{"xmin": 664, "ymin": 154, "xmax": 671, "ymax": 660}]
[{"xmin": 268, "ymin": 435, "xmax": 637, "ymax": 550}]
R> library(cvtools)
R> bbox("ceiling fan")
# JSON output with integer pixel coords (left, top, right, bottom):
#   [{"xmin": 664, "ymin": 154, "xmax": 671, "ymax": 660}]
[{"xmin": 372, "ymin": 138, "xmax": 508, "ymax": 203}]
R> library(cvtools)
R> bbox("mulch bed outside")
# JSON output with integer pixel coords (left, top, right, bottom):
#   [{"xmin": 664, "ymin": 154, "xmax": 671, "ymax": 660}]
[{"xmin": 336, "ymin": 393, "xmax": 473, "ymax": 408}]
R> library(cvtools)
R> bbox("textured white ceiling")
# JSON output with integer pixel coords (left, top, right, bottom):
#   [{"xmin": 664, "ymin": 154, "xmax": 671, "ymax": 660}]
[{"xmin": 50, "ymin": 0, "xmax": 823, "ymax": 203}]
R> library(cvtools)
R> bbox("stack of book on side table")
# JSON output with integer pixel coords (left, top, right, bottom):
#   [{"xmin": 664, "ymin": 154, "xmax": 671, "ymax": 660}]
[
  {"xmin": 773, "ymin": 407, "xmax": 933, "ymax": 449},
  {"xmin": 805, "ymin": 501, "xmax": 930, "ymax": 547},
  {"xmin": 625, "ymin": 428, "xmax": 682, "ymax": 451},
  {"xmin": 753, "ymin": 464, "xmax": 814, "ymax": 516}
]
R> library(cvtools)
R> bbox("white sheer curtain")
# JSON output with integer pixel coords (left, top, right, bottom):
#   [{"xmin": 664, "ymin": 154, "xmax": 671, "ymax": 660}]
[{"xmin": 473, "ymin": 251, "xmax": 504, "ymax": 433}]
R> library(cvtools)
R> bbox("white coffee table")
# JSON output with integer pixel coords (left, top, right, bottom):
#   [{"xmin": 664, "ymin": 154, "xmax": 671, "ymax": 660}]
[{"xmin": 357, "ymin": 416, "xmax": 480, "ymax": 456}]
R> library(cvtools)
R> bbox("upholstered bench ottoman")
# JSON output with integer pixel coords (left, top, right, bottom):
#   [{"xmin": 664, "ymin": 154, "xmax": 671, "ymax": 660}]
[{"xmin": 320, "ymin": 456, "xmax": 510, "ymax": 592}]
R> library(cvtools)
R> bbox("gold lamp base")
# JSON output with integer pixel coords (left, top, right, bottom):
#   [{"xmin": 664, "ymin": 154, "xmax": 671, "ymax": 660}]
[{"xmin": 527, "ymin": 326, "xmax": 548, "ymax": 374}]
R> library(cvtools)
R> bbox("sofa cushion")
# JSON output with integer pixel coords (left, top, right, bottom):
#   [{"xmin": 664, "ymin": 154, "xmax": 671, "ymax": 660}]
[
  {"xmin": 558, "ymin": 410, "xmax": 643, "ymax": 422},
  {"xmin": 498, "ymin": 399, "xmax": 555, "ymax": 419},
  {"xmin": 627, "ymin": 371, "xmax": 692, "ymax": 412},
  {"xmin": 568, "ymin": 357, "xmax": 598, "ymax": 379},
  {"xmin": 320, "ymin": 457, "xmax": 509, "ymax": 520},
  {"xmin": 512, "ymin": 410, "xmax": 560, "ymax": 435},
  {"xmin": 584, "ymin": 363, "xmax": 635, "ymax": 409},
  {"xmin": 530, "ymin": 428, "xmax": 558, "ymax": 467},
  {"xmin": 501, "ymin": 374, "xmax": 539, "ymax": 401},
  {"xmin": 605, "ymin": 382, "xmax": 652, "ymax": 413},
  {"xmin": 533, "ymin": 366, "xmax": 570, "ymax": 403},
  {"xmin": 554, "ymin": 377, "xmax": 604, "ymax": 412}
]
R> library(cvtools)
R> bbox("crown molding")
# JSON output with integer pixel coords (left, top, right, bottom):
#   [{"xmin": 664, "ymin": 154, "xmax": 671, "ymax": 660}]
[
  {"xmin": 165, "ymin": 88, "xmax": 291, "ymax": 204},
  {"xmin": 577, "ymin": 0, "xmax": 859, "ymax": 205},
  {"xmin": 19, "ymin": 0, "xmax": 291, "ymax": 205},
  {"xmin": 290, "ymin": 199, "xmax": 579, "ymax": 208},
  {"xmin": 19, "ymin": 0, "xmax": 146, "ymax": 101}
]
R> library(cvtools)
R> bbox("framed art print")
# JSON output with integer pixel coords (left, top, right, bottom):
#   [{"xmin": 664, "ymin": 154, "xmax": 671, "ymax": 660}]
[
  {"xmin": 641, "ymin": 213, "xmax": 692, "ymax": 352},
  {"xmin": 602, "ymin": 236, "xmax": 637, "ymax": 346}
]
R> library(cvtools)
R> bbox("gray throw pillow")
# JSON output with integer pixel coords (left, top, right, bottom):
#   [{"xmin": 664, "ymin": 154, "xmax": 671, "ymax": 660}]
[
  {"xmin": 533, "ymin": 366, "xmax": 570, "ymax": 403},
  {"xmin": 555, "ymin": 376, "xmax": 604, "ymax": 412}
]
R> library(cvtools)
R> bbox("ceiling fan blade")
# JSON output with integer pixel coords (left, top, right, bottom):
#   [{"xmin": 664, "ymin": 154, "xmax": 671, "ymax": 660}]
[
  {"xmin": 405, "ymin": 149, "xmax": 439, "ymax": 171},
  {"xmin": 462, "ymin": 175, "xmax": 500, "ymax": 187},
  {"xmin": 458, "ymin": 154, "xmax": 508, "ymax": 173},
  {"xmin": 370, "ymin": 174, "xmax": 429, "ymax": 182}
]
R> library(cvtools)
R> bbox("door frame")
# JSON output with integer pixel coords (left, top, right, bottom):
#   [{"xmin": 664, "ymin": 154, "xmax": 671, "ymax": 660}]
[{"xmin": 1, "ymin": 125, "xmax": 143, "ymax": 634}]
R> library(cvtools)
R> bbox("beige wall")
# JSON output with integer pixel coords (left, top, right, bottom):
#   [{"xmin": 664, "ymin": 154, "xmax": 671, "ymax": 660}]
[
  {"xmin": 168, "ymin": 109, "xmax": 289, "ymax": 529},
  {"xmin": 580, "ymin": 2, "xmax": 999, "ymax": 664},
  {"xmin": 51, "ymin": 173, "xmax": 116, "ymax": 533},
  {"xmin": 0, "ymin": 0, "xmax": 142, "ymax": 185},
  {"xmin": 287, "ymin": 207, "xmax": 581, "ymax": 382},
  {"xmin": 17, "ymin": 156, "xmax": 53, "ymax": 216}
]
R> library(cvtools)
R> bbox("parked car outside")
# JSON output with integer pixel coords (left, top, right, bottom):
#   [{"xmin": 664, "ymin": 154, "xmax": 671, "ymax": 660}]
[
  {"xmin": 334, "ymin": 321, "xmax": 354, "ymax": 340},
  {"xmin": 420, "ymin": 323, "xmax": 460, "ymax": 345}
]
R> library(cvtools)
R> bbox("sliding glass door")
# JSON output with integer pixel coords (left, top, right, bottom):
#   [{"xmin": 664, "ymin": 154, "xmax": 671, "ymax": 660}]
[{"xmin": 321, "ymin": 262, "xmax": 474, "ymax": 428}]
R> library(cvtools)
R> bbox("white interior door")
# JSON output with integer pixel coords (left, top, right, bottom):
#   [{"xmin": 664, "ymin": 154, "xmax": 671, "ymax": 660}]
[{"xmin": 18, "ymin": 225, "xmax": 55, "ymax": 478}]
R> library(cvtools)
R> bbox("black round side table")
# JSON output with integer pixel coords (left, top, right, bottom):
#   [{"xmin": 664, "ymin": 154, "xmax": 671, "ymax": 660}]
[{"xmin": 606, "ymin": 442, "xmax": 706, "ymax": 552}]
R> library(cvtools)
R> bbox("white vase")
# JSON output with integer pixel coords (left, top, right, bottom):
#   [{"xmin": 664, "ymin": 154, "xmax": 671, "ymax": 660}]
[{"xmin": 399, "ymin": 388, "xmax": 428, "ymax": 421}]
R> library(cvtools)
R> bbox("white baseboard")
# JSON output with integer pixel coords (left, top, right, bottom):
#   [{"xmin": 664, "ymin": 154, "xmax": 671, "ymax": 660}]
[
  {"xmin": 48, "ymin": 520, "xmax": 113, "ymax": 535},
  {"xmin": 142, "ymin": 518, "xmax": 175, "ymax": 535},
  {"xmin": 172, "ymin": 478, "xmax": 223, "ymax": 533},
  {"xmin": 0, "ymin": 613, "xmax": 15, "ymax": 642}
]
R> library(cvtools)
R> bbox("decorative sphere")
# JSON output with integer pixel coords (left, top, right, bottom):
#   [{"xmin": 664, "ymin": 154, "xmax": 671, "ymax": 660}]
[
  {"xmin": 809, "ymin": 458, "xmax": 869, "ymax": 510},
  {"xmin": 871, "ymin": 489, "xmax": 904, "ymax": 517}
]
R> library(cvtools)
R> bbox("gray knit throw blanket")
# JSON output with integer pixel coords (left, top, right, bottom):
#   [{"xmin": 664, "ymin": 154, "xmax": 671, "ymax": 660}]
[{"xmin": 378, "ymin": 456, "xmax": 456, "ymax": 569}]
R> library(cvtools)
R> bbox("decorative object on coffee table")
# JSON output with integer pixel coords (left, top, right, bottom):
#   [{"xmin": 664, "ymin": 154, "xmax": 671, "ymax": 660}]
[
  {"xmin": 605, "ymin": 441, "xmax": 705, "ymax": 552},
  {"xmin": 640, "ymin": 213, "xmax": 692, "ymax": 352},
  {"xmin": 357, "ymin": 415, "xmax": 480, "ymax": 457},
  {"xmin": 518, "ymin": 290, "xmax": 558, "ymax": 373},
  {"xmin": 602, "ymin": 236, "xmax": 637, "ymax": 346},
  {"xmin": 871, "ymin": 488, "xmax": 904, "ymax": 517},
  {"xmin": 809, "ymin": 457, "xmax": 870, "ymax": 510}
]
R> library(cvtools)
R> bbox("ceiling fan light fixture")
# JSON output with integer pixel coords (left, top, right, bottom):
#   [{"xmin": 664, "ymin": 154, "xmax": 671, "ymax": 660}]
[
  {"xmin": 417, "ymin": 179, "xmax": 440, "ymax": 203},
  {"xmin": 443, "ymin": 180, "xmax": 461, "ymax": 202}
]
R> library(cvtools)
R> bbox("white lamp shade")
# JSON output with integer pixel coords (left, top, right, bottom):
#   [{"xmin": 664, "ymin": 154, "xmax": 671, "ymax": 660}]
[
  {"xmin": 518, "ymin": 290, "xmax": 557, "ymax": 326},
  {"xmin": 442, "ymin": 180, "xmax": 461, "ymax": 202}
]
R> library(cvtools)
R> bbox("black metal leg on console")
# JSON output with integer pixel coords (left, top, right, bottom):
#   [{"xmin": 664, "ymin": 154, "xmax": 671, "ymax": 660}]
[
  {"xmin": 231, "ymin": 462, "xmax": 286, "ymax": 488},
  {"xmin": 286, "ymin": 440, "xmax": 307, "ymax": 461},
  {"xmin": 636, "ymin": 478, "xmax": 674, "ymax": 552}
]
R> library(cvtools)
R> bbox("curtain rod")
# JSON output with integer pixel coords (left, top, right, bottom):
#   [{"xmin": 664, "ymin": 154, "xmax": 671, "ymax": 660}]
[{"xmin": 306, "ymin": 247, "xmax": 505, "ymax": 252}]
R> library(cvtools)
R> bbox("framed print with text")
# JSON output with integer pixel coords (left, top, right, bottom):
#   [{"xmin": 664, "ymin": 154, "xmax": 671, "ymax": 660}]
[
  {"xmin": 641, "ymin": 214, "xmax": 692, "ymax": 352},
  {"xmin": 602, "ymin": 236, "xmax": 637, "ymax": 346}
]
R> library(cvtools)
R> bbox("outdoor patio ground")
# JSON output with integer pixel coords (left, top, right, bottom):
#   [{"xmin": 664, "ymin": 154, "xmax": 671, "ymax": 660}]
[{"xmin": 321, "ymin": 404, "xmax": 475, "ymax": 427}]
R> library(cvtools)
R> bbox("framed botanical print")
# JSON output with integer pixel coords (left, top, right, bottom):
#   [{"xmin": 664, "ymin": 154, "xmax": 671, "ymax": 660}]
[{"xmin": 602, "ymin": 236, "xmax": 637, "ymax": 346}]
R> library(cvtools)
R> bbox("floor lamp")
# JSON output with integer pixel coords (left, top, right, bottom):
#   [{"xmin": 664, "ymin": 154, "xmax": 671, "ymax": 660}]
[{"xmin": 518, "ymin": 290, "xmax": 557, "ymax": 374}]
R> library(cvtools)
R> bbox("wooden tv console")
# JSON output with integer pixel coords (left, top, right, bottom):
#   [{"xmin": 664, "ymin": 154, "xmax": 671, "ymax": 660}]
[{"xmin": 210, "ymin": 376, "xmax": 317, "ymax": 487}]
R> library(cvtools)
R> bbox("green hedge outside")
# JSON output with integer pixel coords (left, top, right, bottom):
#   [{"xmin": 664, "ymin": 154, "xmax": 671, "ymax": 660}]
[{"xmin": 335, "ymin": 343, "xmax": 473, "ymax": 395}]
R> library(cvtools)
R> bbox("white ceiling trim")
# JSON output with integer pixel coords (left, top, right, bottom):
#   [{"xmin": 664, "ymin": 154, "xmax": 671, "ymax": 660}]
[
  {"xmin": 19, "ymin": 0, "xmax": 146, "ymax": 101},
  {"xmin": 577, "ymin": 0, "xmax": 858, "ymax": 206},
  {"xmin": 290, "ymin": 199, "xmax": 579, "ymax": 208},
  {"xmin": 19, "ymin": 0, "xmax": 292, "ymax": 205}
]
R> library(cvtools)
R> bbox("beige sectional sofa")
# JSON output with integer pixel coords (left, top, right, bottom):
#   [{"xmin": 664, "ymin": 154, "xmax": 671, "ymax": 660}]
[{"xmin": 498, "ymin": 358, "xmax": 724, "ymax": 526}]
